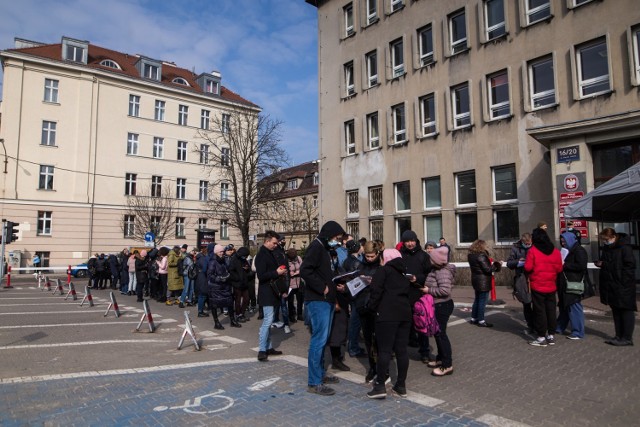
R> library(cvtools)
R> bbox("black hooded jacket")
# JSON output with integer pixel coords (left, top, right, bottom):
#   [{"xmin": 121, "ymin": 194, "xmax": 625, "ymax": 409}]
[
  {"xmin": 599, "ymin": 233, "xmax": 637, "ymax": 310},
  {"xmin": 301, "ymin": 221, "xmax": 345, "ymax": 304},
  {"xmin": 400, "ymin": 240, "xmax": 431, "ymax": 304},
  {"xmin": 367, "ymin": 257, "xmax": 412, "ymax": 322}
]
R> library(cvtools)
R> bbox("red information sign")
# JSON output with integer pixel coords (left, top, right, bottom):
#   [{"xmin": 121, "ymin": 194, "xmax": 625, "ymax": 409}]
[{"xmin": 558, "ymin": 192, "xmax": 588, "ymax": 239}]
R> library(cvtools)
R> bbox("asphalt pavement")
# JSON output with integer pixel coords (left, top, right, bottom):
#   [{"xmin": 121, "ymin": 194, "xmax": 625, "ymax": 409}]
[{"xmin": 0, "ymin": 274, "xmax": 638, "ymax": 426}]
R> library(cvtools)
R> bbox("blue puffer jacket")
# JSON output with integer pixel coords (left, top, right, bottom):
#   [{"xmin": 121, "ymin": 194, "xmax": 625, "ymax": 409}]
[{"xmin": 207, "ymin": 254, "xmax": 232, "ymax": 308}]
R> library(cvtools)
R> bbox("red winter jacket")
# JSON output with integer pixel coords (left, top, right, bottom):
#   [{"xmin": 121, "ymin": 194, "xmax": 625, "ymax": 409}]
[{"xmin": 524, "ymin": 245, "xmax": 563, "ymax": 293}]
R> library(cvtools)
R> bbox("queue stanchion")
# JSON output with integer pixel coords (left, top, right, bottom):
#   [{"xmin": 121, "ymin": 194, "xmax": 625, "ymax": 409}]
[{"xmin": 3, "ymin": 266, "xmax": 12, "ymax": 289}]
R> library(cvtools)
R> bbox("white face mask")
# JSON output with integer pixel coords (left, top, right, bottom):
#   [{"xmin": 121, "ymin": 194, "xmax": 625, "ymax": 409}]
[{"xmin": 328, "ymin": 240, "xmax": 340, "ymax": 248}]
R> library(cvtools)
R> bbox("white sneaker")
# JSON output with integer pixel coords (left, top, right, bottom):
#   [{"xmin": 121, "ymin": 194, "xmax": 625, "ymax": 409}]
[
  {"xmin": 272, "ymin": 321, "xmax": 284, "ymax": 329},
  {"xmin": 284, "ymin": 325, "xmax": 292, "ymax": 334}
]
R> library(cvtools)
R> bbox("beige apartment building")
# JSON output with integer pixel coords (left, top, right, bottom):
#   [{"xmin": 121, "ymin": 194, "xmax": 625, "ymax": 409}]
[
  {"xmin": 307, "ymin": 0, "xmax": 640, "ymax": 262},
  {"xmin": 0, "ymin": 37, "xmax": 259, "ymax": 268}
]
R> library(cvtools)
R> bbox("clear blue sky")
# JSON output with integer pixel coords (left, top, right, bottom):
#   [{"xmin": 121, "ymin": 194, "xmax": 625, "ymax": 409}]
[{"xmin": 0, "ymin": 0, "xmax": 319, "ymax": 165}]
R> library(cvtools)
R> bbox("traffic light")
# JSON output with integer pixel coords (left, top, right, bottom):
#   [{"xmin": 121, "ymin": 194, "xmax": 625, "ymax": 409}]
[{"xmin": 5, "ymin": 221, "xmax": 18, "ymax": 244}]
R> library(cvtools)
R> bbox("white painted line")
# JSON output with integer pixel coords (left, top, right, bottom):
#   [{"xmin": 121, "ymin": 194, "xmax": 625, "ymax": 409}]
[
  {"xmin": 405, "ymin": 393, "xmax": 445, "ymax": 407},
  {"xmin": 161, "ymin": 318, "xmax": 177, "ymax": 323},
  {"xmin": 211, "ymin": 336, "xmax": 245, "ymax": 345},
  {"xmin": 476, "ymin": 414, "xmax": 531, "ymax": 427},
  {"xmin": 449, "ymin": 310, "xmax": 500, "ymax": 327},
  {"xmin": 0, "ymin": 339, "xmax": 172, "ymax": 351},
  {"xmin": 0, "ymin": 311, "xmax": 106, "ymax": 315},
  {"xmin": 0, "ymin": 303, "xmax": 102, "ymax": 307},
  {"xmin": 0, "ymin": 297, "xmax": 66, "ymax": 300},
  {"xmin": 199, "ymin": 330, "xmax": 218, "ymax": 337},
  {"xmin": 0, "ymin": 322, "xmax": 140, "ymax": 329}
]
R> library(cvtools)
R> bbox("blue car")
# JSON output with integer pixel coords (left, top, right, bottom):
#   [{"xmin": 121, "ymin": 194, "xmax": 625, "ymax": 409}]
[{"xmin": 71, "ymin": 262, "xmax": 89, "ymax": 278}]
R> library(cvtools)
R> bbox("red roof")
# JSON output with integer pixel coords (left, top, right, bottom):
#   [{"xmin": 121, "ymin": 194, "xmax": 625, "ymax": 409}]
[
  {"xmin": 260, "ymin": 161, "xmax": 319, "ymax": 199},
  {"xmin": 6, "ymin": 41, "xmax": 258, "ymax": 108}
]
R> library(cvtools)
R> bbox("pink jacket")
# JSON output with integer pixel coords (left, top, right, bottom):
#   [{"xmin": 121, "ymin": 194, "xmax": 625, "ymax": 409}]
[
  {"xmin": 524, "ymin": 245, "xmax": 562, "ymax": 293},
  {"xmin": 157, "ymin": 256, "xmax": 168, "ymax": 275}
]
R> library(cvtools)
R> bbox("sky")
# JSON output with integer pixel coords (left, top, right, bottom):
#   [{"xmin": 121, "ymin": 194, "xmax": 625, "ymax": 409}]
[{"xmin": 0, "ymin": 0, "xmax": 319, "ymax": 165}]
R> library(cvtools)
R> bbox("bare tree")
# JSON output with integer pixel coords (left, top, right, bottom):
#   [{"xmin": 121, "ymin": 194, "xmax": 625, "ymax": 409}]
[
  {"xmin": 121, "ymin": 185, "xmax": 181, "ymax": 246},
  {"xmin": 258, "ymin": 195, "xmax": 318, "ymax": 248},
  {"xmin": 197, "ymin": 107, "xmax": 289, "ymax": 246}
]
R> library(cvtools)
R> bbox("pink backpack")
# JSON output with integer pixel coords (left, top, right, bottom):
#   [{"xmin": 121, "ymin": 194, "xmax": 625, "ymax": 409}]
[{"xmin": 413, "ymin": 294, "xmax": 440, "ymax": 336}]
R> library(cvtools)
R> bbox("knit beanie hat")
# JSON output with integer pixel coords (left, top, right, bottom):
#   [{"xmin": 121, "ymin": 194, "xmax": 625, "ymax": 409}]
[
  {"xmin": 214, "ymin": 244, "xmax": 225, "ymax": 255},
  {"xmin": 429, "ymin": 246, "xmax": 449, "ymax": 266},
  {"xmin": 382, "ymin": 248, "xmax": 402, "ymax": 264}
]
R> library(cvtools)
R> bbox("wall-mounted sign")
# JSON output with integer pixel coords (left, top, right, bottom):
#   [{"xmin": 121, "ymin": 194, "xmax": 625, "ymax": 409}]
[
  {"xmin": 557, "ymin": 145, "xmax": 580, "ymax": 163},
  {"xmin": 563, "ymin": 174, "xmax": 579, "ymax": 191}
]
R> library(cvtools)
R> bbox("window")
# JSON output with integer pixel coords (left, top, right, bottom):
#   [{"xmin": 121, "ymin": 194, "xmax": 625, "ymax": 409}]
[
  {"xmin": 143, "ymin": 63, "xmax": 159, "ymax": 80},
  {"xmin": 451, "ymin": 83, "xmax": 471, "ymax": 129},
  {"xmin": 221, "ymin": 182, "xmax": 229, "ymax": 201},
  {"xmin": 366, "ymin": 0, "xmax": 378, "ymax": 24},
  {"xmin": 493, "ymin": 165, "xmax": 517, "ymax": 202},
  {"xmin": 367, "ymin": 112, "xmax": 380, "ymax": 149},
  {"xmin": 65, "ymin": 44, "xmax": 85, "ymax": 63},
  {"xmin": 39, "ymin": 165, "xmax": 54, "ymax": 190},
  {"xmin": 176, "ymin": 178, "xmax": 186, "ymax": 199},
  {"xmin": 222, "ymin": 113, "xmax": 231, "ymax": 134},
  {"xmin": 419, "ymin": 94, "xmax": 436, "ymax": 137},
  {"xmin": 200, "ymin": 144, "xmax": 209, "ymax": 164},
  {"xmin": 287, "ymin": 179, "xmax": 298, "ymax": 190},
  {"xmin": 395, "ymin": 181, "xmax": 411, "ymax": 212},
  {"xmin": 488, "ymin": 70, "xmax": 510, "ymax": 119},
  {"xmin": 178, "ymin": 105, "xmax": 189, "ymax": 126},
  {"xmin": 125, "ymin": 173, "xmax": 137, "ymax": 196},
  {"xmin": 370, "ymin": 219, "xmax": 383, "ymax": 241},
  {"xmin": 347, "ymin": 190, "xmax": 359, "ymax": 217},
  {"xmin": 128, "ymin": 95, "xmax": 140, "ymax": 117},
  {"xmin": 153, "ymin": 137, "xmax": 164, "ymax": 159},
  {"xmin": 177, "ymin": 141, "xmax": 187, "ymax": 161},
  {"xmin": 127, "ymin": 133, "xmax": 139, "ymax": 155},
  {"xmin": 100, "ymin": 59, "xmax": 121, "ymax": 69},
  {"xmin": 456, "ymin": 171, "xmax": 477, "ymax": 206},
  {"xmin": 199, "ymin": 181, "xmax": 209, "ymax": 201},
  {"xmin": 154, "ymin": 100, "xmax": 165, "ymax": 121},
  {"xmin": 525, "ymin": 0, "xmax": 550, "ymax": 24},
  {"xmin": 201, "ymin": 109, "xmax": 210, "ymax": 130},
  {"xmin": 221, "ymin": 147, "xmax": 230, "ymax": 166},
  {"xmin": 124, "ymin": 215, "xmax": 135, "ymax": 237},
  {"xmin": 369, "ymin": 186, "xmax": 383, "ymax": 215},
  {"xmin": 198, "ymin": 218, "xmax": 207, "ymax": 229},
  {"xmin": 396, "ymin": 217, "xmax": 412, "ymax": 242},
  {"xmin": 391, "ymin": 103, "xmax": 406, "ymax": 144},
  {"xmin": 346, "ymin": 222, "xmax": 360, "ymax": 240},
  {"xmin": 457, "ymin": 212, "xmax": 478, "ymax": 244},
  {"xmin": 631, "ymin": 26, "xmax": 640, "ymax": 85},
  {"xmin": 205, "ymin": 79, "xmax": 219, "ymax": 95},
  {"xmin": 172, "ymin": 77, "xmax": 189, "ymax": 86},
  {"xmin": 484, "ymin": 0, "xmax": 506, "ymax": 41},
  {"xmin": 390, "ymin": 0, "xmax": 403, "ymax": 13},
  {"xmin": 528, "ymin": 55, "xmax": 556, "ymax": 109},
  {"xmin": 344, "ymin": 61, "xmax": 355, "ymax": 96},
  {"xmin": 151, "ymin": 176, "xmax": 162, "ymax": 197},
  {"xmin": 449, "ymin": 9, "xmax": 468, "ymax": 55},
  {"xmin": 344, "ymin": 3, "xmax": 354, "ymax": 37},
  {"xmin": 312, "ymin": 195, "xmax": 318, "ymax": 207},
  {"xmin": 390, "ymin": 38, "xmax": 404, "ymax": 78},
  {"xmin": 495, "ymin": 209, "xmax": 520, "ymax": 243},
  {"xmin": 423, "ymin": 177, "xmax": 441, "ymax": 209},
  {"xmin": 176, "ymin": 217, "xmax": 186, "ymax": 238},
  {"xmin": 366, "ymin": 50, "xmax": 378, "ymax": 86},
  {"xmin": 576, "ymin": 38, "xmax": 610, "ymax": 97},
  {"xmin": 220, "ymin": 219, "xmax": 229, "ymax": 239},
  {"xmin": 571, "ymin": 0, "xmax": 594, "ymax": 7},
  {"xmin": 345, "ymin": 120, "xmax": 356, "ymax": 154},
  {"xmin": 44, "ymin": 79, "xmax": 59, "ymax": 103},
  {"xmin": 418, "ymin": 25, "xmax": 434, "ymax": 66},
  {"xmin": 424, "ymin": 215, "xmax": 442, "ymax": 243},
  {"xmin": 41, "ymin": 121, "xmax": 57, "ymax": 146},
  {"xmin": 37, "ymin": 211, "xmax": 52, "ymax": 235},
  {"xmin": 313, "ymin": 172, "xmax": 320, "ymax": 186}
]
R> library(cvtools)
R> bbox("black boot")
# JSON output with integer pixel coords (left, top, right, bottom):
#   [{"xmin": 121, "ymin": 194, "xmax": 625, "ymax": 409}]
[
  {"xmin": 214, "ymin": 320, "xmax": 225, "ymax": 330},
  {"xmin": 230, "ymin": 316, "xmax": 242, "ymax": 328}
]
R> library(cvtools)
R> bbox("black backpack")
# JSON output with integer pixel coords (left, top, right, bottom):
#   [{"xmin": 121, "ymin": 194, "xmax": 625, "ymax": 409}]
[
  {"xmin": 187, "ymin": 262, "xmax": 200, "ymax": 280},
  {"xmin": 177, "ymin": 257, "xmax": 185, "ymax": 276}
]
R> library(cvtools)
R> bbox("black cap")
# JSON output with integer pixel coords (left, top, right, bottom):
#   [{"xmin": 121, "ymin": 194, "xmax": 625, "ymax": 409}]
[{"xmin": 181, "ymin": 244, "xmax": 188, "ymax": 249}]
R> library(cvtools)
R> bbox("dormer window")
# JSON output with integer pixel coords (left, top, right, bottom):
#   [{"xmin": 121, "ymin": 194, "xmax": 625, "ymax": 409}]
[
  {"xmin": 172, "ymin": 77, "xmax": 189, "ymax": 86},
  {"xmin": 206, "ymin": 79, "xmax": 219, "ymax": 94},
  {"xmin": 144, "ymin": 63, "xmax": 159, "ymax": 80},
  {"xmin": 61, "ymin": 37, "xmax": 88, "ymax": 64},
  {"xmin": 197, "ymin": 72, "xmax": 222, "ymax": 96},
  {"xmin": 271, "ymin": 183, "xmax": 279, "ymax": 194},
  {"xmin": 287, "ymin": 179, "xmax": 298, "ymax": 190},
  {"xmin": 99, "ymin": 59, "xmax": 121, "ymax": 69},
  {"xmin": 136, "ymin": 57, "xmax": 162, "ymax": 81},
  {"xmin": 313, "ymin": 172, "xmax": 319, "ymax": 185}
]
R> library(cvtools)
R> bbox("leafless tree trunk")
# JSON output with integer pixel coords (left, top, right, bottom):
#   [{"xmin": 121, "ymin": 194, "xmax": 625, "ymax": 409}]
[{"xmin": 121, "ymin": 185, "xmax": 181, "ymax": 246}]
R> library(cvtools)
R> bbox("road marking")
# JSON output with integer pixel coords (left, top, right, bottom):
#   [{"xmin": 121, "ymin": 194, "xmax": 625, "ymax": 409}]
[
  {"xmin": 0, "ymin": 311, "xmax": 108, "ymax": 315},
  {"xmin": 0, "ymin": 339, "xmax": 171, "ymax": 351},
  {"xmin": 476, "ymin": 414, "xmax": 531, "ymax": 427},
  {"xmin": 449, "ymin": 310, "xmax": 500, "ymax": 327},
  {"xmin": 247, "ymin": 377, "xmax": 280, "ymax": 391},
  {"xmin": 0, "ymin": 303, "xmax": 100, "ymax": 307},
  {"xmin": 154, "ymin": 389, "xmax": 234, "ymax": 414},
  {"xmin": 0, "ymin": 322, "xmax": 141, "ymax": 329}
]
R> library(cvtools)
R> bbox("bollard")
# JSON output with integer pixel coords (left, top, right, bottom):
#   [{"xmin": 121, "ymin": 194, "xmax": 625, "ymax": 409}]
[
  {"xmin": 177, "ymin": 311, "xmax": 200, "ymax": 351},
  {"xmin": 80, "ymin": 285, "xmax": 94, "ymax": 307},
  {"xmin": 52, "ymin": 279, "xmax": 64, "ymax": 295},
  {"xmin": 43, "ymin": 276, "xmax": 51, "ymax": 291},
  {"xmin": 3, "ymin": 266, "xmax": 12, "ymax": 289},
  {"xmin": 104, "ymin": 291, "xmax": 121, "ymax": 318},
  {"xmin": 36, "ymin": 272, "xmax": 43, "ymax": 289},
  {"xmin": 64, "ymin": 282, "xmax": 78, "ymax": 301},
  {"xmin": 67, "ymin": 265, "xmax": 72, "ymax": 285},
  {"xmin": 135, "ymin": 299, "xmax": 156, "ymax": 333}
]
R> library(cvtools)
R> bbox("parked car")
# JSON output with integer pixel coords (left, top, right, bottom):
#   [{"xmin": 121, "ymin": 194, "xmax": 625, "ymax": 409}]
[{"xmin": 71, "ymin": 262, "xmax": 89, "ymax": 278}]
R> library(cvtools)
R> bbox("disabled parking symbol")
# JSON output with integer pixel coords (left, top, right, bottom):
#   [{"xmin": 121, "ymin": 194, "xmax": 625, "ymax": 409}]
[{"xmin": 153, "ymin": 389, "xmax": 234, "ymax": 415}]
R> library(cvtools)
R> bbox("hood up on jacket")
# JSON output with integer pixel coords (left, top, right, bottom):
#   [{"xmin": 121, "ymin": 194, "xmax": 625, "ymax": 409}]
[
  {"xmin": 236, "ymin": 247, "xmax": 250, "ymax": 259},
  {"xmin": 561, "ymin": 231, "xmax": 577, "ymax": 250},
  {"xmin": 532, "ymin": 227, "xmax": 555, "ymax": 255},
  {"xmin": 318, "ymin": 220, "xmax": 346, "ymax": 240}
]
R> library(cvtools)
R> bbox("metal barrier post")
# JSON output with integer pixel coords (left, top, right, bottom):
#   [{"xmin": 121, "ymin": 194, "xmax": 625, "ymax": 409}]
[
  {"xmin": 67, "ymin": 265, "xmax": 71, "ymax": 285},
  {"xmin": 80, "ymin": 285, "xmax": 94, "ymax": 307},
  {"xmin": 104, "ymin": 291, "xmax": 121, "ymax": 318},
  {"xmin": 3, "ymin": 266, "xmax": 12, "ymax": 288},
  {"xmin": 177, "ymin": 311, "xmax": 200, "ymax": 351},
  {"xmin": 135, "ymin": 299, "xmax": 156, "ymax": 333},
  {"xmin": 64, "ymin": 282, "xmax": 78, "ymax": 301},
  {"xmin": 52, "ymin": 279, "xmax": 64, "ymax": 295}
]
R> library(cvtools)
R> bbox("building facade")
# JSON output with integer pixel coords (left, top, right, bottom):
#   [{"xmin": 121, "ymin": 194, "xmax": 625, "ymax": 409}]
[
  {"xmin": 307, "ymin": 0, "xmax": 640, "ymax": 262},
  {"xmin": 0, "ymin": 36, "xmax": 259, "ymax": 268}
]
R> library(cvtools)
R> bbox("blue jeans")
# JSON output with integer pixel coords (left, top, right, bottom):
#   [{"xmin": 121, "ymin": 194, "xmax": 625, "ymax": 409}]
[
  {"xmin": 472, "ymin": 290, "xmax": 489, "ymax": 321},
  {"xmin": 180, "ymin": 275, "xmax": 193, "ymax": 304},
  {"xmin": 556, "ymin": 302, "xmax": 585, "ymax": 338},
  {"xmin": 258, "ymin": 305, "xmax": 275, "ymax": 352},
  {"xmin": 197, "ymin": 293, "xmax": 208, "ymax": 314},
  {"xmin": 348, "ymin": 301, "xmax": 363, "ymax": 356},
  {"xmin": 306, "ymin": 300, "xmax": 334, "ymax": 386},
  {"xmin": 280, "ymin": 296, "xmax": 289, "ymax": 325}
]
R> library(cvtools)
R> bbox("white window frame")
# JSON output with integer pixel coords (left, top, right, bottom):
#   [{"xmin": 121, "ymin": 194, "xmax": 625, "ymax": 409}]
[
  {"xmin": 367, "ymin": 112, "xmax": 380, "ymax": 149},
  {"xmin": 125, "ymin": 173, "xmax": 137, "ymax": 196},
  {"xmin": 344, "ymin": 61, "xmax": 355, "ymax": 96},
  {"xmin": 172, "ymin": 77, "xmax": 189, "ymax": 86},
  {"xmin": 390, "ymin": 0, "xmax": 403, "ymax": 13},
  {"xmin": 574, "ymin": 37, "xmax": 611, "ymax": 99},
  {"xmin": 483, "ymin": 0, "xmax": 506, "ymax": 42},
  {"xmin": 221, "ymin": 182, "xmax": 230, "ymax": 201},
  {"xmin": 423, "ymin": 176, "xmax": 441, "ymax": 210},
  {"xmin": 526, "ymin": 54, "xmax": 557, "ymax": 111},
  {"xmin": 567, "ymin": 0, "xmax": 595, "ymax": 9},
  {"xmin": 345, "ymin": 120, "xmax": 356, "ymax": 155},
  {"xmin": 494, "ymin": 208, "xmax": 520, "ymax": 245},
  {"xmin": 457, "ymin": 212, "xmax": 478, "ymax": 245},
  {"xmin": 199, "ymin": 181, "xmax": 209, "ymax": 201},
  {"xmin": 39, "ymin": 165, "xmax": 54, "ymax": 190},
  {"xmin": 154, "ymin": 100, "xmax": 165, "ymax": 121},
  {"xmin": 629, "ymin": 25, "xmax": 640, "ymax": 87},
  {"xmin": 175, "ymin": 217, "xmax": 186, "ymax": 238},
  {"xmin": 287, "ymin": 179, "xmax": 298, "ymax": 190},
  {"xmin": 418, "ymin": 25, "xmax": 434, "ymax": 67},
  {"xmin": 64, "ymin": 42, "xmax": 86, "ymax": 63},
  {"xmin": 176, "ymin": 178, "xmax": 187, "ymax": 200},
  {"xmin": 366, "ymin": 50, "xmax": 378, "ymax": 87},
  {"xmin": 455, "ymin": 171, "xmax": 477, "ymax": 207},
  {"xmin": 344, "ymin": 3, "xmax": 355, "ymax": 37},
  {"xmin": 449, "ymin": 9, "xmax": 468, "ymax": 55},
  {"xmin": 201, "ymin": 109, "xmax": 210, "ymax": 130},
  {"xmin": 177, "ymin": 141, "xmax": 187, "ymax": 162},
  {"xmin": 41, "ymin": 121, "xmax": 57, "ymax": 146},
  {"xmin": 312, "ymin": 195, "xmax": 318, "ymax": 208},
  {"xmin": 419, "ymin": 93, "xmax": 437, "ymax": 137},
  {"xmin": 220, "ymin": 219, "xmax": 229, "ymax": 239},
  {"xmin": 221, "ymin": 147, "xmax": 230, "ymax": 166},
  {"xmin": 37, "ymin": 211, "xmax": 52, "ymax": 235},
  {"xmin": 524, "ymin": 0, "xmax": 551, "ymax": 26},
  {"xmin": 366, "ymin": 0, "xmax": 378, "ymax": 25},
  {"xmin": 486, "ymin": 69, "xmax": 511, "ymax": 120},
  {"xmin": 222, "ymin": 113, "xmax": 231, "ymax": 134},
  {"xmin": 127, "ymin": 133, "xmax": 139, "ymax": 155},
  {"xmin": 124, "ymin": 215, "xmax": 135, "ymax": 237},
  {"xmin": 44, "ymin": 78, "xmax": 59, "ymax": 103},
  {"xmin": 492, "ymin": 164, "xmax": 518, "ymax": 204},
  {"xmin": 199, "ymin": 144, "xmax": 209, "ymax": 165},
  {"xmin": 369, "ymin": 186, "xmax": 383, "ymax": 216},
  {"xmin": 451, "ymin": 83, "xmax": 471, "ymax": 129},
  {"xmin": 205, "ymin": 79, "xmax": 219, "ymax": 95},
  {"xmin": 394, "ymin": 181, "xmax": 411, "ymax": 213},
  {"xmin": 178, "ymin": 105, "xmax": 189, "ymax": 126},
  {"xmin": 313, "ymin": 173, "xmax": 319, "ymax": 186},
  {"xmin": 143, "ymin": 63, "xmax": 159, "ymax": 80},
  {"xmin": 390, "ymin": 38, "xmax": 405, "ymax": 78},
  {"xmin": 395, "ymin": 217, "xmax": 412, "ymax": 244},
  {"xmin": 347, "ymin": 190, "xmax": 359, "ymax": 218},
  {"xmin": 153, "ymin": 137, "xmax": 164, "ymax": 159},
  {"xmin": 100, "ymin": 59, "xmax": 121, "ymax": 69},
  {"xmin": 198, "ymin": 218, "xmax": 207, "ymax": 229},
  {"xmin": 370, "ymin": 219, "xmax": 384, "ymax": 241},
  {"xmin": 151, "ymin": 175, "xmax": 162, "ymax": 197},
  {"xmin": 128, "ymin": 95, "xmax": 140, "ymax": 117},
  {"xmin": 423, "ymin": 215, "xmax": 443, "ymax": 243},
  {"xmin": 391, "ymin": 103, "xmax": 406, "ymax": 144}
]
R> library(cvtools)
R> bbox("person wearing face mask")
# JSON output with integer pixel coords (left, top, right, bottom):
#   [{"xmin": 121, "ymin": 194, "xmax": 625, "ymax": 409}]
[
  {"xmin": 507, "ymin": 233, "xmax": 534, "ymax": 335},
  {"xmin": 300, "ymin": 220, "xmax": 346, "ymax": 396},
  {"xmin": 556, "ymin": 232, "xmax": 588, "ymax": 340},
  {"xmin": 595, "ymin": 228, "xmax": 636, "ymax": 346}
]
